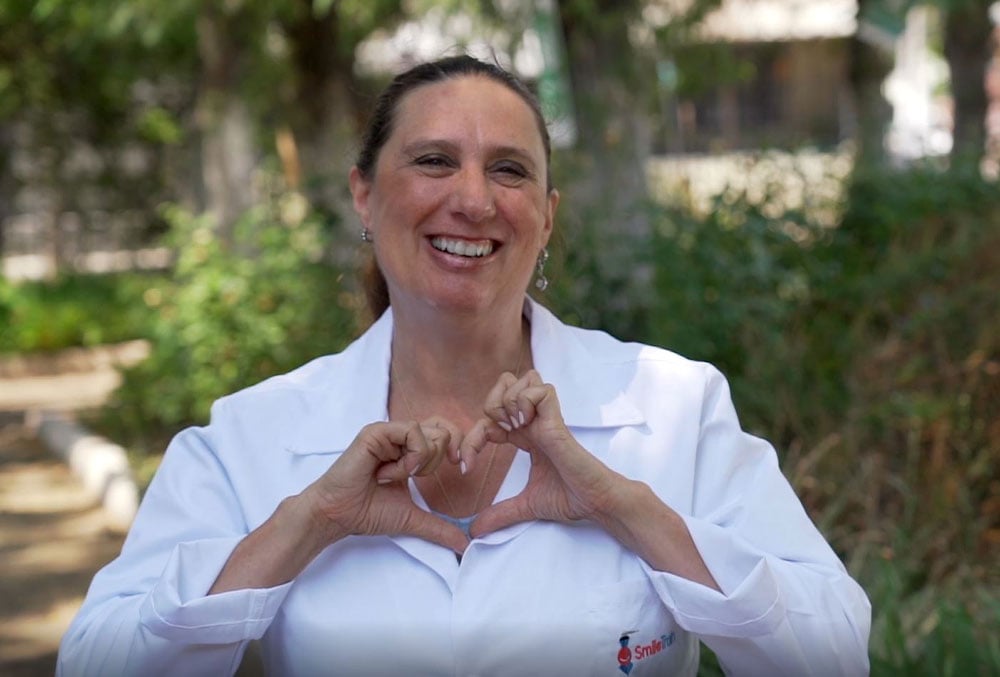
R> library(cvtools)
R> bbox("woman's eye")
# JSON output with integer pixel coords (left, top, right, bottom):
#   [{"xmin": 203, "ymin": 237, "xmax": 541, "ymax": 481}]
[
  {"xmin": 494, "ymin": 162, "xmax": 529, "ymax": 179},
  {"xmin": 415, "ymin": 155, "xmax": 452, "ymax": 168}
]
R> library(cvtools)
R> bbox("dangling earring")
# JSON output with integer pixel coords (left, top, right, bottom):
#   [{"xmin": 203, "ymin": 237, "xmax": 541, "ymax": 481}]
[
  {"xmin": 534, "ymin": 247, "xmax": 549, "ymax": 291},
  {"xmin": 360, "ymin": 227, "xmax": 373, "ymax": 243}
]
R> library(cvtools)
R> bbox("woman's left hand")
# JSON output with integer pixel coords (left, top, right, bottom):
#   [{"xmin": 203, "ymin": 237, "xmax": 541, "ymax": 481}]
[{"xmin": 462, "ymin": 370, "xmax": 629, "ymax": 536}]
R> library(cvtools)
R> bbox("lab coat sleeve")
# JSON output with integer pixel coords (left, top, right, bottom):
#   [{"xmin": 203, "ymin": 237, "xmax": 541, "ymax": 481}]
[
  {"xmin": 57, "ymin": 400, "xmax": 293, "ymax": 677},
  {"xmin": 637, "ymin": 367, "xmax": 871, "ymax": 676}
]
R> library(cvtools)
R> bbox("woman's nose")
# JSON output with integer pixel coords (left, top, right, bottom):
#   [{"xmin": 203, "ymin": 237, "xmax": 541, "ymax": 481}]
[{"xmin": 452, "ymin": 170, "xmax": 496, "ymax": 222}]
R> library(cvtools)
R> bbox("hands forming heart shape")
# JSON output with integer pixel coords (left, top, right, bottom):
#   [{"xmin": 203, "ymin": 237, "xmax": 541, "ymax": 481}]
[{"xmin": 303, "ymin": 369, "xmax": 625, "ymax": 556}]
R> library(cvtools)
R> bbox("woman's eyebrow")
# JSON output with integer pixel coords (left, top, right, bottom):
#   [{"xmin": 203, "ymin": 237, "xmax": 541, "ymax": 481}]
[
  {"xmin": 400, "ymin": 139, "xmax": 538, "ymax": 167},
  {"xmin": 400, "ymin": 139, "xmax": 460, "ymax": 157},
  {"xmin": 489, "ymin": 144, "xmax": 538, "ymax": 168}
]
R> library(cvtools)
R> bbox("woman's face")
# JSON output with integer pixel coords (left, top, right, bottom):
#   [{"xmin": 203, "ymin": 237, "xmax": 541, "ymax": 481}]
[{"xmin": 350, "ymin": 75, "xmax": 558, "ymax": 318}]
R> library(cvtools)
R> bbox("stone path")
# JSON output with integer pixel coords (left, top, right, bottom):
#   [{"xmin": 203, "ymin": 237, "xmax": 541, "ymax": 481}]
[
  {"xmin": 0, "ymin": 344, "xmax": 146, "ymax": 675},
  {"xmin": 0, "ymin": 412, "xmax": 124, "ymax": 676},
  {"xmin": 0, "ymin": 343, "xmax": 262, "ymax": 676}
]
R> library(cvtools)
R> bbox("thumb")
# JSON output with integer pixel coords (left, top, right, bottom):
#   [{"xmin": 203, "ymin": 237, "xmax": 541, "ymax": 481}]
[
  {"xmin": 402, "ymin": 507, "xmax": 470, "ymax": 555},
  {"xmin": 470, "ymin": 495, "xmax": 534, "ymax": 538}
]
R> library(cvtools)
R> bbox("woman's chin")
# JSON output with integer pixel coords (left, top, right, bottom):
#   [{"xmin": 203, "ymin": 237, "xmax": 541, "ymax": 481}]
[{"xmin": 412, "ymin": 284, "xmax": 519, "ymax": 318}]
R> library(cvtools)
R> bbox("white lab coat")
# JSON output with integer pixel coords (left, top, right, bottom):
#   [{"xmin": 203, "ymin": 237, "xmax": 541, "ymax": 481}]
[{"xmin": 58, "ymin": 299, "xmax": 870, "ymax": 677}]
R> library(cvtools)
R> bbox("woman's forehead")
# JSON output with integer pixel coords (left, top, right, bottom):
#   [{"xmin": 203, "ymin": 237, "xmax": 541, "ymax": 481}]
[{"xmin": 389, "ymin": 76, "xmax": 546, "ymax": 155}]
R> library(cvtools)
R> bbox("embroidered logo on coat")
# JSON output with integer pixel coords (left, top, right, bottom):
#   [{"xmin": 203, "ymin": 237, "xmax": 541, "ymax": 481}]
[
  {"xmin": 617, "ymin": 629, "xmax": 675, "ymax": 673},
  {"xmin": 617, "ymin": 631, "xmax": 636, "ymax": 674}
]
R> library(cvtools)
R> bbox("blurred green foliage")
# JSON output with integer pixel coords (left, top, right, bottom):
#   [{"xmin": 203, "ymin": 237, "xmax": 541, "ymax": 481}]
[
  {"xmin": 103, "ymin": 186, "xmax": 361, "ymax": 436},
  {"xmin": 642, "ymin": 163, "xmax": 999, "ymax": 674},
  {"xmin": 0, "ymin": 272, "xmax": 160, "ymax": 354}
]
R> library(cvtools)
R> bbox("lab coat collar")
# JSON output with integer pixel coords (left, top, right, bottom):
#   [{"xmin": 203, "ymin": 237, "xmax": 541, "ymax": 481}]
[
  {"xmin": 287, "ymin": 297, "xmax": 644, "ymax": 455},
  {"xmin": 284, "ymin": 299, "xmax": 646, "ymax": 587},
  {"xmin": 285, "ymin": 309, "xmax": 393, "ymax": 455},
  {"xmin": 526, "ymin": 299, "xmax": 646, "ymax": 429}
]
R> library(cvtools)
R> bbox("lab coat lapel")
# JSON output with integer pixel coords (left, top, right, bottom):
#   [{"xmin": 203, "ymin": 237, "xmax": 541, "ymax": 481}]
[
  {"xmin": 392, "ymin": 483, "xmax": 463, "ymax": 590},
  {"xmin": 285, "ymin": 309, "xmax": 394, "ymax": 455},
  {"xmin": 527, "ymin": 300, "xmax": 646, "ymax": 431}
]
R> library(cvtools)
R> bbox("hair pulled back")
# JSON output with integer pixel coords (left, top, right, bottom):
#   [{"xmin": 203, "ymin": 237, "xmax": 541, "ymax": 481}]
[{"xmin": 355, "ymin": 55, "xmax": 553, "ymax": 319}]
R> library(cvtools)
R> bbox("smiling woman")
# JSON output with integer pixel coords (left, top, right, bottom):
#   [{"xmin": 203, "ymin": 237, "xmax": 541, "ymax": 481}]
[
  {"xmin": 57, "ymin": 55, "xmax": 871, "ymax": 677},
  {"xmin": 349, "ymin": 72, "xmax": 557, "ymax": 322}
]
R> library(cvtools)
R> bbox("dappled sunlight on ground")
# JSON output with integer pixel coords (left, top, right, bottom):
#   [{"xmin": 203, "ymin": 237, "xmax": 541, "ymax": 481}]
[{"xmin": 0, "ymin": 417, "xmax": 124, "ymax": 676}]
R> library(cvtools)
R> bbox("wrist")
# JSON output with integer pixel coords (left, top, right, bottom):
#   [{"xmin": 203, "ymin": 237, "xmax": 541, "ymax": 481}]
[
  {"xmin": 286, "ymin": 490, "xmax": 349, "ymax": 556},
  {"xmin": 209, "ymin": 492, "xmax": 345, "ymax": 594},
  {"xmin": 591, "ymin": 479, "xmax": 720, "ymax": 590},
  {"xmin": 589, "ymin": 475, "xmax": 650, "ymax": 534}
]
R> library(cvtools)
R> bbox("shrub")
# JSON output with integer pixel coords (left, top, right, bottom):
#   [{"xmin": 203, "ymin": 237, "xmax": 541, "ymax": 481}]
[
  {"xmin": 637, "ymin": 162, "xmax": 1000, "ymax": 672},
  {"xmin": 0, "ymin": 272, "xmax": 160, "ymax": 355},
  {"xmin": 106, "ymin": 191, "xmax": 361, "ymax": 439},
  {"xmin": 648, "ymin": 175, "xmax": 838, "ymax": 443}
]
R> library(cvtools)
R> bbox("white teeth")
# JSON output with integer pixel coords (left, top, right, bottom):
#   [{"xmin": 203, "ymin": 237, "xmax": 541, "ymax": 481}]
[{"xmin": 430, "ymin": 237, "xmax": 494, "ymax": 258}]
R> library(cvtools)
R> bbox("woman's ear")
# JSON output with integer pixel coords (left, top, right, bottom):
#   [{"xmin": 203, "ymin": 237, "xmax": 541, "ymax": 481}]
[
  {"xmin": 349, "ymin": 166, "xmax": 372, "ymax": 226},
  {"xmin": 541, "ymin": 189, "xmax": 559, "ymax": 247}
]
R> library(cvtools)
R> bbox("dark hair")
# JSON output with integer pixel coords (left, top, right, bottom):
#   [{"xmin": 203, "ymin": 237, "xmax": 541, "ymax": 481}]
[{"xmin": 355, "ymin": 55, "xmax": 554, "ymax": 319}]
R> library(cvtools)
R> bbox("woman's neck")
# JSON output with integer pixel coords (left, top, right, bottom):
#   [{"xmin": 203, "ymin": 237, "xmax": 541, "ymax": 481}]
[{"xmin": 388, "ymin": 302, "xmax": 530, "ymax": 418}]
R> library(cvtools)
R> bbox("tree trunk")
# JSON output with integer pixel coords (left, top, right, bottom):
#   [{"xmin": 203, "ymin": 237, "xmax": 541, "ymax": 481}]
[
  {"xmin": 282, "ymin": 4, "xmax": 360, "ymax": 230},
  {"xmin": 196, "ymin": 5, "xmax": 258, "ymax": 245},
  {"xmin": 849, "ymin": 0, "xmax": 895, "ymax": 170},
  {"xmin": 559, "ymin": 0, "xmax": 651, "ymax": 236},
  {"xmin": 943, "ymin": 0, "xmax": 993, "ymax": 170},
  {"xmin": 0, "ymin": 124, "xmax": 15, "ymax": 259},
  {"xmin": 555, "ymin": 0, "xmax": 654, "ymax": 338}
]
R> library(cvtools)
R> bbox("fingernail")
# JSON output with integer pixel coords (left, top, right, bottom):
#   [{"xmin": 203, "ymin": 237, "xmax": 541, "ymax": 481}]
[
  {"xmin": 377, "ymin": 478, "xmax": 392, "ymax": 485},
  {"xmin": 460, "ymin": 460, "xmax": 468, "ymax": 475},
  {"xmin": 498, "ymin": 421, "xmax": 512, "ymax": 432},
  {"xmin": 518, "ymin": 410, "xmax": 526, "ymax": 426}
]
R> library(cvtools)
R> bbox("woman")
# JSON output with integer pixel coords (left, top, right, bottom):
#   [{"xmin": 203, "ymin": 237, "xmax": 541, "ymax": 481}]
[{"xmin": 58, "ymin": 55, "xmax": 870, "ymax": 676}]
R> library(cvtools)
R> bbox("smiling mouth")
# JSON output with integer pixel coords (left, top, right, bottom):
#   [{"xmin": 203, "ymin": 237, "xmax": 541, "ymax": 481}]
[{"xmin": 430, "ymin": 236, "xmax": 495, "ymax": 258}]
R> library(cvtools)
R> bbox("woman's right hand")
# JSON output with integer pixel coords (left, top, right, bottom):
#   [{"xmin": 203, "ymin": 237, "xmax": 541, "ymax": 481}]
[
  {"xmin": 302, "ymin": 418, "xmax": 470, "ymax": 555},
  {"xmin": 211, "ymin": 418, "xmax": 467, "ymax": 595}
]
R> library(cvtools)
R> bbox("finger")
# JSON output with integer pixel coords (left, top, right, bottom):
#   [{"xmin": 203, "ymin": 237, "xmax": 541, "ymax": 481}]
[
  {"xmin": 502, "ymin": 378, "xmax": 528, "ymax": 430},
  {"xmin": 423, "ymin": 416, "xmax": 463, "ymax": 466},
  {"xmin": 516, "ymin": 369, "xmax": 545, "ymax": 391},
  {"xmin": 516, "ymin": 371, "xmax": 547, "ymax": 426},
  {"xmin": 364, "ymin": 421, "xmax": 430, "ymax": 483},
  {"xmin": 412, "ymin": 422, "xmax": 451, "ymax": 476},
  {"xmin": 513, "ymin": 383, "xmax": 551, "ymax": 429},
  {"xmin": 372, "ymin": 420, "xmax": 456, "ymax": 484},
  {"xmin": 459, "ymin": 418, "xmax": 508, "ymax": 474},
  {"xmin": 373, "ymin": 464, "xmax": 407, "ymax": 484},
  {"xmin": 502, "ymin": 370, "xmax": 544, "ymax": 430},
  {"xmin": 525, "ymin": 372, "xmax": 565, "ymax": 422},
  {"xmin": 483, "ymin": 372, "xmax": 519, "ymax": 431},
  {"xmin": 469, "ymin": 494, "xmax": 535, "ymax": 538},
  {"xmin": 401, "ymin": 507, "xmax": 470, "ymax": 555},
  {"xmin": 360, "ymin": 421, "xmax": 429, "ymax": 463}
]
